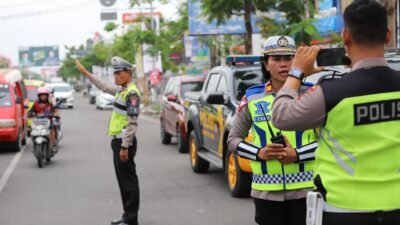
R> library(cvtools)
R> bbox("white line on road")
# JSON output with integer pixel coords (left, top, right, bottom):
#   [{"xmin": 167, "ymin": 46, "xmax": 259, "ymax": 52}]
[{"xmin": 0, "ymin": 147, "xmax": 24, "ymax": 195}]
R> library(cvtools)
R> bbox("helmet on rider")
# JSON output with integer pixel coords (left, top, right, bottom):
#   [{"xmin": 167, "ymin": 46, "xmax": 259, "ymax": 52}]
[{"xmin": 37, "ymin": 87, "xmax": 50, "ymax": 103}]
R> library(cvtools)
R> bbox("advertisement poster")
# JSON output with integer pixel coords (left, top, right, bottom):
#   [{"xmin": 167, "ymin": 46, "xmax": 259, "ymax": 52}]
[
  {"xmin": 19, "ymin": 46, "xmax": 59, "ymax": 67},
  {"xmin": 184, "ymin": 35, "xmax": 210, "ymax": 75}
]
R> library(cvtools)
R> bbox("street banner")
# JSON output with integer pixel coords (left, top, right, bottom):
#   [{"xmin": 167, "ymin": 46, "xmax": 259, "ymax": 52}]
[{"xmin": 184, "ymin": 35, "xmax": 210, "ymax": 75}]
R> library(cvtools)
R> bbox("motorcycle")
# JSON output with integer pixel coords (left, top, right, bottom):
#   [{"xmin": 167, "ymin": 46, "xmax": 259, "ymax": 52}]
[{"xmin": 30, "ymin": 115, "xmax": 62, "ymax": 168}]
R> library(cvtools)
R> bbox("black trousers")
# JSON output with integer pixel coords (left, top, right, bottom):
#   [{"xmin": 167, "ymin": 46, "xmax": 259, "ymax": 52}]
[
  {"xmin": 254, "ymin": 198, "xmax": 307, "ymax": 225},
  {"xmin": 323, "ymin": 209, "xmax": 400, "ymax": 225},
  {"xmin": 111, "ymin": 137, "xmax": 139, "ymax": 225}
]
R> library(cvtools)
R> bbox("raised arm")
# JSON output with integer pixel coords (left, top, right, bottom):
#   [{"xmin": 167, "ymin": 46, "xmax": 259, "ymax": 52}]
[{"xmin": 75, "ymin": 59, "xmax": 119, "ymax": 95}]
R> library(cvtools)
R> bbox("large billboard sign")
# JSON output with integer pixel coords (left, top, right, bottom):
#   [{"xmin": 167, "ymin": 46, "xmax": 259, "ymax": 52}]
[
  {"xmin": 184, "ymin": 35, "xmax": 210, "ymax": 75},
  {"xmin": 188, "ymin": 0, "xmax": 260, "ymax": 35},
  {"xmin": 19, "ymin": 46, "xmax": 59, "ymax": 67}
]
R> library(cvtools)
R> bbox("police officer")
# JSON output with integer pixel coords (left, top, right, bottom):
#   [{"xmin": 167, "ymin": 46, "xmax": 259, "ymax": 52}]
[
  {"xmin": 76, "ymin": 57, "xmax": 141, "ymax": 225},
  {"xmin": 227, "ymin": 36, "xmax": 318, "ymax": 225},
  {"xmin": 272, "ymin": 1, "xmax": 400, "ymax": 225}
]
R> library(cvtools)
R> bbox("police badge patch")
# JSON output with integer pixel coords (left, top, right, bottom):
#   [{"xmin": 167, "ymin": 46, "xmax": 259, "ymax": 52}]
[
  {"xmin": 127, "ymin": 93, "xmax": 140, "ymax": 117},
  {"xmin": 277, "ymin": 36, "xmax": 289, "ymax": 47}
]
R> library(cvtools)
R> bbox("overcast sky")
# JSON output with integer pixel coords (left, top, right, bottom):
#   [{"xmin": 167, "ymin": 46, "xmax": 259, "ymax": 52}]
[{"xmin": 0, "ymin": 0, "xmax": 182, "ymax": 67}]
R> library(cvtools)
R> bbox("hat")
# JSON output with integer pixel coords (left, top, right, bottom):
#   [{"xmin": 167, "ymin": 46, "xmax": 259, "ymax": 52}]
[
  {"xmin": 111, "ymin": 56, "xmax": 135, "ymax": 72},
  {"xmin": 263, "ymin": 36, "xmax": 296, "ymax": 56}
]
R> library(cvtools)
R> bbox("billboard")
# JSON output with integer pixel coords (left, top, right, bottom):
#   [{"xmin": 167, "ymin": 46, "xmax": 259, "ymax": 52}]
[
  {"xmin": 19, "ymin": 46, "xmax": 59, "ymax": 67},
  {"xmin": 188, "ymin": 0, "xmax": 260, "ymax": 35},
  {"xmin": 184, "ymin": 35, "xmax": 210, "ymax": 75}
]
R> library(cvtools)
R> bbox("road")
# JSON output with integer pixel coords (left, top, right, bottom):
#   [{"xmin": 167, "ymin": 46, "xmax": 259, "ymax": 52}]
[{"xmin": 0, "ymin": 94, "xmax": 254, "ymax": 225}]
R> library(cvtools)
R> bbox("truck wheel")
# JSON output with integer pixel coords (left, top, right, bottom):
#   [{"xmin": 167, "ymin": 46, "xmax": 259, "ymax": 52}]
[
  {"xmin": 189, "ymin": 131, "xmax": 209, "ymax": 173},
  {"xmin": 225, "ymin": 150, "xmax": 251, "ymax": 197},
  {"xmin": 160, "ymin": 121, "xmax": 171, "ymax": 144},
  {"xmin": 177, "ymin": 125, "xmax": 187, "ymax": 153}
]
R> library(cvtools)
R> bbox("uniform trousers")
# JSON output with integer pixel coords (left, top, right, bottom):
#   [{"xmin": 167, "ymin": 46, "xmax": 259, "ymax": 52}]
[
  {"xmin": 111, "ymin": 137, "xmax": 139, "ymax": 225},
  {"xmin": 323, "ymin": 209, "xmax": 400, "ymax": 225},
  {"xmin": 254, "ymin": 198, "xmax": 307, "ymax": 225}
]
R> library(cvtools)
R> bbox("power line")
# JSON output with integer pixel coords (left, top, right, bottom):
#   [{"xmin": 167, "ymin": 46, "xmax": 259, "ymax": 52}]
[
  {"xmin": 0, "ymin": 0, "xmax": 97, "ymax": 20},
  {"xmin": 0, "ymin": 0, "xmax": 57, "ymax": 9}
]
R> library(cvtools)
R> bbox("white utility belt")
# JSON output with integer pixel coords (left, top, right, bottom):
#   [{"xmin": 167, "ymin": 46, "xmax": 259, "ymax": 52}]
[{"xmin": 306, "ymin": 192, "xmax": 399, "ymax": 225}]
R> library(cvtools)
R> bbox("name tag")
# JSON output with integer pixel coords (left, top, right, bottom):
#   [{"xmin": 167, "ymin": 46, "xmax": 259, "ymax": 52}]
[{"xmin": 354, "ymin": 99, "xmax": 400, "ymax": 125}]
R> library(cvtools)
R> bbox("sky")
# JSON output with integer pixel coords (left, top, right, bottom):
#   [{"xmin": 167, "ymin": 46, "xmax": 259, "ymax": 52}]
[{"xmin": 0, "ymin": 0, "xmax": 182, "ymax": 67}]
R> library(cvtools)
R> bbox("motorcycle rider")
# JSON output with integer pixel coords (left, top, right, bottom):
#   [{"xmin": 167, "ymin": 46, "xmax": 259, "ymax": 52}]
[{"xmin": 28, "ymin": 87, "xmax": 60, "ymax": 151}]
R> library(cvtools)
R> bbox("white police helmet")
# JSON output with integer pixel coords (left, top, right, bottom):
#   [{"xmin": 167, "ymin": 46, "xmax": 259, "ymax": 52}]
[
  {"xmin": 263, "ymin": 36, "xmax": 296, "ymax": 56},
  {"xmin": 111, "ymin": 56, "xmax": 136, "ymax": 72}
]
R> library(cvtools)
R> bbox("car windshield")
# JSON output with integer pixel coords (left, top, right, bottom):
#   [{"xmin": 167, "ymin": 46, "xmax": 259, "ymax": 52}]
[
  {"xmin": 0, "ymin": 84, "xmax": 12, "ymax": 107},
  {"xmin": 26, "ymin": 86, "xmax": 38, "ymax": 101},
  {"xmin": 53, "ymin": 85, "xmax": 71, "ymax": 92},
  {"xmin": 233, "ymin": 69, "xmax": 264, "ymax": 101},
  {"xmin": 181, "ymin": 81, "xmax": 203, "ymax": 97}
]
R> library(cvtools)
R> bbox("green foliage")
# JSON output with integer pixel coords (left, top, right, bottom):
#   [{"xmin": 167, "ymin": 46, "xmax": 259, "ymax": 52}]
[{"xmin": 104, "ymin": 22, "xmax": 119, "ymax": 32}]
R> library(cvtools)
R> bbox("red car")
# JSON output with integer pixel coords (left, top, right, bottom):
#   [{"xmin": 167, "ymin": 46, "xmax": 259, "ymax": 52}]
[
  {"xmin": 0, "ymin": 69, "xmax": 28, "ymax": 151},
  {"xmin": 160, "ymin": 75, "xmax": 205, "ymax": 153}
]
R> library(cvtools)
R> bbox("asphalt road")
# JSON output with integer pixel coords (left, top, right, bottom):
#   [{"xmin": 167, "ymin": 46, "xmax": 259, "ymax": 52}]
[{"xmin": 0, "ymin": 94, "xmax": 254, "ymax": 225}]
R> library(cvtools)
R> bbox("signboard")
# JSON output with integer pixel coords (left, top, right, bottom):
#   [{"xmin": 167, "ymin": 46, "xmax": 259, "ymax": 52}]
[
  {"xmin": 184, "ymin": 36, "xmax": 210, "ymax": 75},
  {"xmin": 314, "ymin": 0, "xmax": 343, "ymax": 35},
  {"xmin": 100, "ymin": 12, "xmax": 117, "ymax": 21},
  {"xmin": 188, "ymin": 0, "xmax": 260, "ymax": 35},
  {"xmin": 19, "ymin": 46, "xmax": 59, "ymax": 67}
]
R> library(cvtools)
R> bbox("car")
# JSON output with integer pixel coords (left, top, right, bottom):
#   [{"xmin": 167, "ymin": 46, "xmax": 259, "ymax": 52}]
[
  {"xmin": 160, "ymin": 75, "xmax": 206, "ymax": 153},
  {"xmin": 95, "ymin": 90, "xmax": 115, "ymax": 110},
  {"xmin": 50, "ymin": 83, "xmax": 74, "ymax": 109},
  {"xmin": 184, "ymin": 56, "xmax": 265, "ymax": 197},
  {"xmin": 0, "ymin": 69, "xmax": 29, "ymax": 151},
  {"xmin": 24, "ymin": 79, "xmax": 45, "ymax": 136}
]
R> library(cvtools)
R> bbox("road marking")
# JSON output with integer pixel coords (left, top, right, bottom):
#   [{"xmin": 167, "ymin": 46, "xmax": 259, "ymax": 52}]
[{"xmin": 0, "ymin": 147, "xmax": 24, "ymax": 194}]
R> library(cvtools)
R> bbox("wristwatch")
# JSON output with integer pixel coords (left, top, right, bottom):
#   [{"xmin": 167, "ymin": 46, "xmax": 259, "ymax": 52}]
[{"xmin": 288, "ymin": 68, "xmax": 304, "ymax": 80}]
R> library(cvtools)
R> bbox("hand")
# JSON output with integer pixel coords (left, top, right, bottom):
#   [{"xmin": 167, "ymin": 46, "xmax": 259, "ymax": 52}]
[
  {"xmin": 119, "ymin": 149, "xmax": 129, "ymax": 162},
  {"xmin": 258, "ymin": 143, "xmax": 287, "ymax": 161},
  {"xmin": 75, "ymin": 59, "xmax": 91, "ymax": 77},
  {"xmin": 279, "ymin": 137, "xmax": 298, "ymax": 164},
  {"xmin": 291, "ymin": 46, "xmax": 324, "ymax": 77}
]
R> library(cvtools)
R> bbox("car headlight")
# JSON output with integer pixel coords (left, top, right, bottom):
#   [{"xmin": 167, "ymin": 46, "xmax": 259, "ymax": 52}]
[{"xmin": 0, "ymin": 119, "xmax": 16, "ymax": 127}]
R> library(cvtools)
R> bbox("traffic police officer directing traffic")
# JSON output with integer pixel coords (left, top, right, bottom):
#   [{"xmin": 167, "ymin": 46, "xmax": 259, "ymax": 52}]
[
  {"xmin": 272, "ymin": 0, "xmax": 400, "ymax": 224},
  {"xmin": 76, "ymin": 57, "xmax": 141, "ymax": 225},
  {"xmin": 228, "ymin": 35, "xmax": 318, "ymax": 225}
]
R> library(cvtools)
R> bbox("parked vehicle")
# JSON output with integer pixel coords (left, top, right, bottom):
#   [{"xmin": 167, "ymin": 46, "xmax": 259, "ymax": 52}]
[
  {"xmin": 184, "ymin": 56, "xmax": 265, "ymax": 197},
  {"xmin": 30, "ymin": 115, "xmax": 60, "ymax": 168},
  {"xmin": 50, "ymin": 83, "xmax": 74, "ymax": 109},
  {"xmin": 95, "ymin": 90, "xmax": 115, "ymax": 110},
  {"xmin": 160, "ymin": 75, "xmax": 206, "ymax": 153},
  {"xmin": 0, "ymin": 69, "xmax": 29, "ymax": 151}
]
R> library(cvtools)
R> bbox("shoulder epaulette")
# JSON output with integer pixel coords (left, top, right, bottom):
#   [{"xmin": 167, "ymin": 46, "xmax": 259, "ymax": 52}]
[{"xmin": 245, "ymin": 84, "xmax": 265, "ymax": 97}]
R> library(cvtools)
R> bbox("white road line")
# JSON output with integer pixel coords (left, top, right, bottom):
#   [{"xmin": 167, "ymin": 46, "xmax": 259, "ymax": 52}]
[{"xmin": 0, "ymin": 147, "xmax": 24, "ymax": 194}]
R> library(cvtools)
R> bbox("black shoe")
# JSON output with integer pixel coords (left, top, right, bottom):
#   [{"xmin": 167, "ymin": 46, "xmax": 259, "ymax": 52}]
[{"xmin": 110, "ymin": 219, "xmax": 124, "ymax": 225}]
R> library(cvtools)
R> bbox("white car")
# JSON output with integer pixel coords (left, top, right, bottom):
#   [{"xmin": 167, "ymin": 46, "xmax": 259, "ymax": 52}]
[
  {"xmin": 95, "ymin": 91, "xmax": 115, "ymax": 110},
  {"xmin": 51, "ymin": 83, "xmax": 74, "ymax": 109}
]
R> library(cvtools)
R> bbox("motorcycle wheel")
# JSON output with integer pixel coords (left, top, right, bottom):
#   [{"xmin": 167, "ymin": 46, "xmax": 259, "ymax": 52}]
[{"xmin": 34, "ymin": 144, "xmax": 44, "ymax": 168}]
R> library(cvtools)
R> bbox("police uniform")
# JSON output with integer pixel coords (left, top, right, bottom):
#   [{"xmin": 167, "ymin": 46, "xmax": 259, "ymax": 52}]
[
  {"xmin": 273, "ymin": 58, "xmax": 400, "ymax": 225},
  {"xmin": 86, "ymin": 56, "xmax": 141, "ymax": 225},
  {"xmin": 227, "ymin": 36, "xmax": 319, "ymax": 225}
]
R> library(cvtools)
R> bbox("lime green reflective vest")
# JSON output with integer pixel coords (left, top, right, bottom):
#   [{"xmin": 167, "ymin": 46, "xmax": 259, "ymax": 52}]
[
  {"xmin": 317, "ymin": 70, "xmax": 400, "ymax": 210},
  {"xmin": 247, "ymin": 84, "xmax": 317, "ymax": 191},
  {"xmin": 108, "ymin": 83, "xmax": 140, "ymax": 136}
]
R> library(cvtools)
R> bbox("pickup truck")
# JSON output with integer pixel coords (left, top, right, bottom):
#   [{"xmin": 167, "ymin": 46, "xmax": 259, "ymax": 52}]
[{"xmin": 184, "ymin": 56, "xmax": 264, "ymax": 197}]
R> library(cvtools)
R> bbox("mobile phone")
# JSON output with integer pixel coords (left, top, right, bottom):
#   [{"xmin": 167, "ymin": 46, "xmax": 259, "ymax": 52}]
[{"xmin": 316, "ymin": 48, "xmax": 351, "ymax": 66}]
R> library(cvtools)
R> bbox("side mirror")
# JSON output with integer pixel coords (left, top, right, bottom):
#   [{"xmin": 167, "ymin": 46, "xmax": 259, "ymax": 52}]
[
  {"xmin": 167, "ymin": 95, "xmax": 177, "ymax": 102},
  {"xmin": 15, "ymin": 96, "xmax": 22, "ymax": 104},
  {"xmin": 206, "ymin": 92, "xmax": 225, "ymax": 105}
]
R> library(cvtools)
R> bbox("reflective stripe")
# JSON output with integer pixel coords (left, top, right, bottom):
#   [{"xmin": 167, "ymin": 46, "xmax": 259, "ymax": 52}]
[
  {"xmin": 113, "ymin": 107, "xmax": 127, "ymax": 116},
  {"xmin": 238, "ymin": 142, "xmax": 260, "ymax": 154},
  {"xmin": 299, "ymin": 152, "xmax": 315, "ymax": 161},
  {"xmin": 321, "ymin": 129, "xmax": 355, "ymax": 176},
  {"xmin": 247, "ymin": 92, "xmax": 266, "ymax": 102},
  {"xmin": 252, "ymin": 171, "xmax": 313, "ymax": 184},
  {"xmin": 327, "ymin": 130, "xmax": 357, "ymax": 163},
  {"xmin": 297, "ymin": 142, "xmax": 318, "ymax": 153},
  {"xmin": 238, "ymin": 151, "xmax": 257, "ymax": 160}
]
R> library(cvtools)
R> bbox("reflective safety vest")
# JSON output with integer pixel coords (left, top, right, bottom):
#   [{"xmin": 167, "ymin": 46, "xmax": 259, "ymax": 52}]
[
  {"xmin": 246, "ymin": 84, "xmax": 317, "ymax": 191},
  {"xmin": 108, "ymin": 83, "xmax": 140, "ymax": 136},
  {"xmin": 317, "ymin": 67, "xmax": 400, "ymax": 211}
]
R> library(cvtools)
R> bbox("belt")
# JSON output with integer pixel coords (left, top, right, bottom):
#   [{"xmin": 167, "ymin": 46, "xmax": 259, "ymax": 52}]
[
  {"xmin": 323, "ymin": 202, "xmax": 399, "ymax": 213},
  {"xmin": 111, "ymin": 134, "xmax": 123, "ymax": 139}
]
